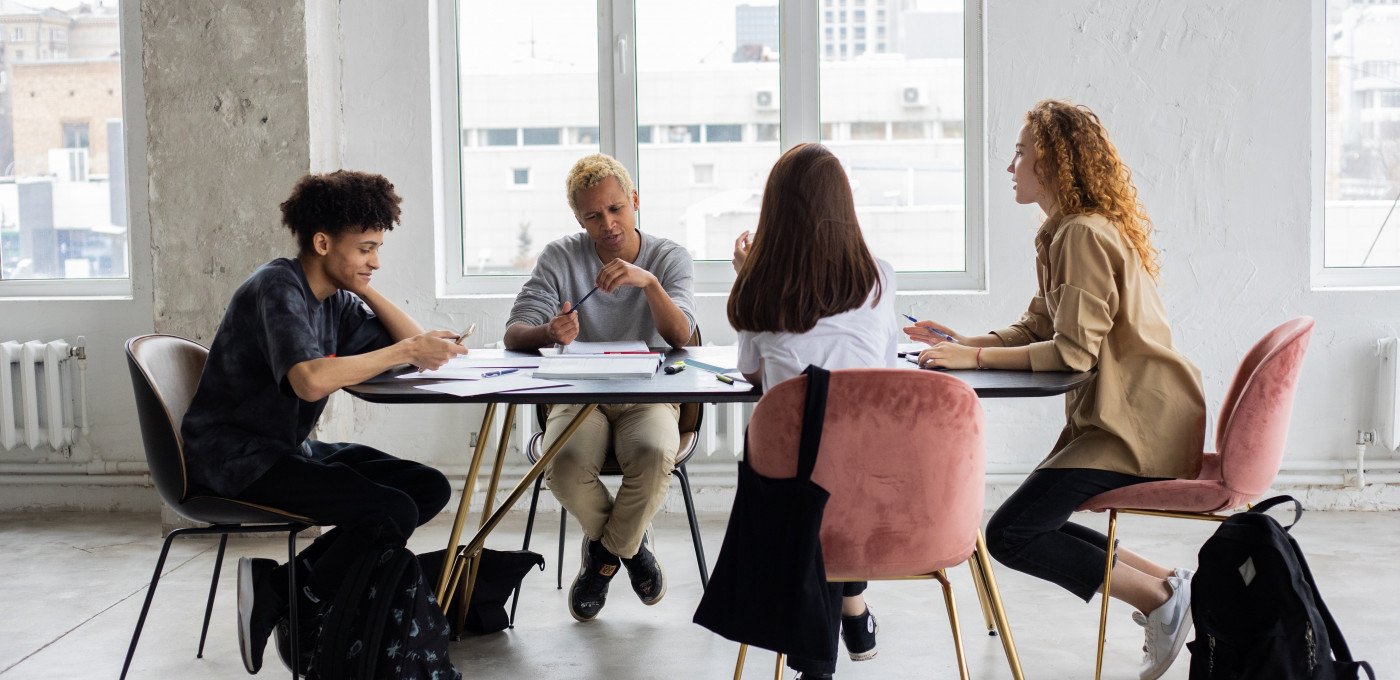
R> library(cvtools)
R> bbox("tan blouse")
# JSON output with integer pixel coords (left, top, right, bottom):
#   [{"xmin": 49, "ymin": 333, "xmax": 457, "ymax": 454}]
[{"xmin": 991, "ymin": 213, "xmax": 1206, "ymax": 479}]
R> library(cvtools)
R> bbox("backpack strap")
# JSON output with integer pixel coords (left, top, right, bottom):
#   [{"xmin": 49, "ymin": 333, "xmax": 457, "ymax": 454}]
[
  {"xmin": 1249, "ymin": 494, "xmax": 1303, "ymax": 529},
  {"xmin": 1289, "ymin": 526, "xmax": 1373, "ymax": 678},
  {"xmin": 794, "ymin": 365, "xmax": 832, "ymax": 482}
]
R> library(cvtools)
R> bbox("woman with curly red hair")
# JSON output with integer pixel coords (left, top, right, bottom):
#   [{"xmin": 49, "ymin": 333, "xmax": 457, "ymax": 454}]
[{"xmin": 905, "ymin": 100, "xmax": 1206, "ymax": 680}]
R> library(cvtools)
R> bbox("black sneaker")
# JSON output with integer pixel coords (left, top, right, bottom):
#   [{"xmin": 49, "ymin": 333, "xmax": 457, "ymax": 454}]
[
  {"xmin": 237, "ymin": 557, "xmax": 284, "ymax": 674},
  {"xmin": 841, "ymin": 607, "xmax": 878, "ymax": 661},
  {"xmin": 568, "ymin": 537, "xmax": 619, "ymax": 622},
  {"xmin": 620, "ymin": 530, "xmax": 666, "ymax": 606},
  {"xmin": 272, "ymin": 594, "xmax": 322, "ymax": 676},
  {"xmin": 794, "ymin": 673, "xmax": 834, "ymax": 680}
]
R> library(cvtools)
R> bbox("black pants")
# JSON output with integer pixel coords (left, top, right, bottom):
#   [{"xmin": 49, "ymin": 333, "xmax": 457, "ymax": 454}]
[
  {"xmin": 786, "ymin": 581, "xmax": 868, "ymax": 675},
  {"xmin": 235, "ymin": 441, "xmax": 452, "ymax": 605},
  {"xmin": 986, "ymin": 467, "xmax": 1161, "ymax": 602}
]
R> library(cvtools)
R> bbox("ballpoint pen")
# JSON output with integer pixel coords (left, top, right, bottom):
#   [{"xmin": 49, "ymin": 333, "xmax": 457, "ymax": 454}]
[
  {"xmin": 568, "ymin": 287, "xmax": 600, "ymax": 314},
  {"xmin": 480, "ymin": 368, "xmax": 519, "ymax": 378},
  {"xmin": 902, "ymin": 314, "xmax": 957, "ymax": 343}
]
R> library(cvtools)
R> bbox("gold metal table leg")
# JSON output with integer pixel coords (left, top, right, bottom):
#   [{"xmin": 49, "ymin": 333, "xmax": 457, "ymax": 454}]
[
  {"xmin": 459, "ymin": 404, "xmax": 517, "ymax": 620},
  {"xmin": 435, "ymin": 402, "xmax": 498, "ymax": 606}
]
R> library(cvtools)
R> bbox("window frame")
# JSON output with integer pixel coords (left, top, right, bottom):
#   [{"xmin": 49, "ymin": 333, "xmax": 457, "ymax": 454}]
[
  {"xmin": 433, "ymin": 0, "xmax": 986, "ymax": 297},
  {"xmin": 0, "ymin": 9, "xmax": 138, "ymax": 299},
  {"xmin": 1311, "ymin": 0, "xmax": 1400, "ymax": 290}
]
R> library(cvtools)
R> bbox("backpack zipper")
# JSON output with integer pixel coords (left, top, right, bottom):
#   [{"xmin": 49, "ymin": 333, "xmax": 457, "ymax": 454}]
[
  {"xmin": 1208, "ymin": 635, "xmax": 1216, "ymax": 676},
  {"xmin": 1306, "ymin": 623, "xmax": 1318, "ymax": 672}
]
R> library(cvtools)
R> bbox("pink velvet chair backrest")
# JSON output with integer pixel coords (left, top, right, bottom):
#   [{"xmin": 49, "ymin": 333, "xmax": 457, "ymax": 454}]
[
  {"xmin": 747, "ymin": 368, "xmax": 985, "ymax": 580},
  {"xmin": 1214, "ymin": 317, "xmax": 1315, "ymax": 497}
]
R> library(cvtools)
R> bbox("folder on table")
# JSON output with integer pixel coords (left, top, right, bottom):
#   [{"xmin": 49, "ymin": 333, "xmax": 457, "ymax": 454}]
[{"xmin": 532, "ymin": 354, "xmax": 662, "ymax": 380}]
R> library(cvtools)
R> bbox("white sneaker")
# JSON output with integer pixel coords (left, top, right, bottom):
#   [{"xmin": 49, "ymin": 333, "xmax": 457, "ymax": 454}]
[
  {"xmin": 1173, "ymin": 567, "xmax": 1194, "ymax": 582},
  {"xmin": 1134, "ymin": 575, "xmax": 1193, "ymax": 680}
]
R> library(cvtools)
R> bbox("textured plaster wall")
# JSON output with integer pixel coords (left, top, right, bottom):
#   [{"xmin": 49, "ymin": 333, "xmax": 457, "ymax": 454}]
[
  {"xmin": 334, "ymin": 0, "xmax": 1400, "ymax": 484},
  {"xmin": 142, "ymin": 0, "xmax": 311, "ymax": 343}
]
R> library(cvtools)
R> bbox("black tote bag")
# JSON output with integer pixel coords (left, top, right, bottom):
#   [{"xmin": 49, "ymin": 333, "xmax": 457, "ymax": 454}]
[{"xmin": 693, "ymin": 365, "xmax": 837, "ymax": 661}]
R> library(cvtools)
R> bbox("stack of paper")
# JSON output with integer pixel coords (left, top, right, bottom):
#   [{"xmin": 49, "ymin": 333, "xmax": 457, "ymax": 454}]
[
  {"xmin": 560, "ymin": 340, "xmax": 651, "ymax": 355},
  {"xmin": 533, "ymin": 354, "xmax": 662, "ymax": 380},
  {"xmin": 414, "ymin": 375, "xmax": 569, "ymax": 397}
]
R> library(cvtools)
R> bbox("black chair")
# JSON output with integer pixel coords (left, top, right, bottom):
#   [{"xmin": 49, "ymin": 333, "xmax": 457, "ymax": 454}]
[
  {"xmin": 508, "ymin": 329, "xmax": 710, "ymax": 625},
  {"xmin": 122, "ymin": 334, "xmax": 312, "ymax": 680}
]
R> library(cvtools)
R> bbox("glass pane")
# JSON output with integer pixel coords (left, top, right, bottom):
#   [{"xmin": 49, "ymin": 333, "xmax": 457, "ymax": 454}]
[
  {"xmin": 459, "ymin": 0, "xmax": 599, "ymax": 275},
  {"xmin": 1, "ymin": 1, "xmax": 128, "ymax": 282},
  {"xmin": 1324, "ymin": 1, "xmax": 1400, "ymax": 268},
  {"xmin": 636, "ymin": 0, "xmax": 780, "ymax": 260},
  {"xmin": 820, "ymin": 0, "xmax": 965, "ymax": 273}
]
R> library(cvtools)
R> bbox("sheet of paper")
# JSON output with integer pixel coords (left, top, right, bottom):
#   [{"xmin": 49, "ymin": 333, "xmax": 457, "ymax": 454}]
[
  {"xmin": 898, "ymin": 342, "xmax": 928, "ymax": 355},
  {"xmin": 413, "ymin": 375, "xmax": 569, "ymax": 397},
  {"xmin": 560, "ymin": 340, "xmax": 651, "ymax": 355},
  {"xmin": 440, "ymin": 356, "xmax": 544, "ymax": 369},
  {"xmin": 396, "ymin": 367, "xmax": 518, "ymax": 381}
]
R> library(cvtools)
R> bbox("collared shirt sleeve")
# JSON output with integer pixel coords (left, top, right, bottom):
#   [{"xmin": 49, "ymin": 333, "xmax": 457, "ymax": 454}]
[
  {"xmin": 990, "ymin": 292, "xmax": 1055, "ymax": 347},
  {"xmin": 1026, "ymin": 222, "xmax": 1120, "ymax": 372}
]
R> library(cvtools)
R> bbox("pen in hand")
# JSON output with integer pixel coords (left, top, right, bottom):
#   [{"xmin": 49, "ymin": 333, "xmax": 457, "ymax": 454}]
[
  {"xmin": 902, "ymin": 314, "xmax": 957, "ymax": 344},
  {"xmin": 568, "ymin": 287, "xmax": 600, "ymax": 314}
]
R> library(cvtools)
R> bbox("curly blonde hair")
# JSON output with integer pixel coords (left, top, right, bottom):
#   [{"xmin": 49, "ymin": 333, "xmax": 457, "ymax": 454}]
[
  {"xmin": 1025, "ymin": 99, "xmax": 1160, "ymax": 278},
  {"xmin": 565, "ymin": 153, "xmax": 635, "ymax": 216}
]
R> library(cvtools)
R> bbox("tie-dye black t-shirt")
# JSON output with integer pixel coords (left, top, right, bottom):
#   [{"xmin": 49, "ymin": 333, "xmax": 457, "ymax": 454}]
[{"xmin": 181, "ymin": 258, "xmax": 392, "ymax": 496}]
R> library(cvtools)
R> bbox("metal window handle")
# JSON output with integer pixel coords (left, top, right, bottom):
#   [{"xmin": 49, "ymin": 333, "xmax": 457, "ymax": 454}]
[{"xmin": 614, "ymin": 34, "xmax": 629, "ymax": 75}]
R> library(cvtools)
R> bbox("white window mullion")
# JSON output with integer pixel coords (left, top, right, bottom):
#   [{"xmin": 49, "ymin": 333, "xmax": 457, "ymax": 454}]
[
  {"xmin": 956, "ymin": 0, "xmax": 988, "ymax": 292},
  {"xmin": 598, "ymin": 0, "xmax": 639, "ymax": 184},
  {"xmin": 779, "ymin": 0, "xmax": 820, "ymax": 150}
]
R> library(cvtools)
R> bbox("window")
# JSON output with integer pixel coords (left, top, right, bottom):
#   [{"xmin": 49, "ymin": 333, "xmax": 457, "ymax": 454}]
[
  {"xmin": 1, "ymin": 4, "xmax": 129, "ymax": 292},
  {"xmin": 820, "ymin": 5, "xmax": 974, "ymax": 278},
  {"xmin": 511, "ymin": 168, "xmax": 531, "ymax": 186},
  {"xmin": 1317, "ymin": 1, "xmax": 1400, "ymax": 286},
  {"xmin": 441, "ymin": 0, "xmax": 983, "ymax": 293},
  {"xmin": 63, "ymin": 122, "xmax": 90, "ymax": 148}
]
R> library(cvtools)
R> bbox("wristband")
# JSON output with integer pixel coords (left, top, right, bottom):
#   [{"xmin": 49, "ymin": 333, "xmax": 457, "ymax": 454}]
[{"xmin": 975, "ymin": 347, "xmax": 985, "ymax": 370}]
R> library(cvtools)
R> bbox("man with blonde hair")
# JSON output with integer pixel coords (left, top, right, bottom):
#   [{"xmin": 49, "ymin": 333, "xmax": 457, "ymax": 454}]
[{"xmin": 505, "ymin": 153, "xmax": 695, "ymax": 621}]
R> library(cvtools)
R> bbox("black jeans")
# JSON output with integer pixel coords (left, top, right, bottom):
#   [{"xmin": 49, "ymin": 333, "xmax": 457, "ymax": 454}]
[
  {"xmin": 234, "ymin": 441, "xmax": 452, "ymax": 604},
  {"xmin": 986, "ymin": 468, "xmax": 1162, "ymax": 602},
  {"xmin": 786, "ymin": 581, "xmax": 868, "ymax": 675}
]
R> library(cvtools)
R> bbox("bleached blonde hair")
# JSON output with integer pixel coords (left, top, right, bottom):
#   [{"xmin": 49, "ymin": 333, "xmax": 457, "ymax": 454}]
[{"xmin": 565, "ymin": 153, "xmax": 635, "ymax": 216}]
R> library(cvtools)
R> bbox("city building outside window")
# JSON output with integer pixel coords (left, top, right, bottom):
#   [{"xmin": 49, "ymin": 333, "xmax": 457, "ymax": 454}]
[
  {"xmin": 442, "ymin": 0, "xmax": 982, "ymax": 293},
  {"xmin": 0, "ymin": 1, "xmax": 129, "ymax": 292},
  {"xmin": 1317, "ymin": 0, "xmax": 1400, "ymax": 287}
]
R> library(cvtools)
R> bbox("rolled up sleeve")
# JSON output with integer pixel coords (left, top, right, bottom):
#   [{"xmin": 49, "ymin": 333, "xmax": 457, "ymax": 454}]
[
  {"xmin": 1035, "ymin": 223, "xmax": 1119, "ymax": 372},
  {"xmin": 991, "ymin": 293, "xmax": 1054, "ymax": 347},
  {"xmin": 507, "ymin": 252, "xmax": 563, "ymax": 329}
]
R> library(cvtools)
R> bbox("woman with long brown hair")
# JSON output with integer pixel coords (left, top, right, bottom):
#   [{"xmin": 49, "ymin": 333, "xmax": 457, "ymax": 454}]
[
  {"xmin": 730, "ymin": 142, "xmax": 900, "ymax": 680},
  {"xmin": 906, "ymin": 100, "xmax": 1206, "ymax": 680}
]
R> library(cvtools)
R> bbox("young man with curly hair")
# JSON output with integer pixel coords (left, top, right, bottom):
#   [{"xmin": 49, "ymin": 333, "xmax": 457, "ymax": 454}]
[
  {"xmin": 180, "ymin": 170, "xmax": 466, "ymax": 675},
  {"xmin": 504, "ymin": 153, "xmax": 695, "ymax": 622}
]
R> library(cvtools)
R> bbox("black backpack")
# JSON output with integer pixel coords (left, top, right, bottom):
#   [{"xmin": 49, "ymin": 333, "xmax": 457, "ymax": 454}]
[
  {"xmin": 308, "ymin": 543, "xmax": 461, "ymax": 680},
  {"xmin": 1187, "ymin": 496, "xmax": 1374, "ymax": 680}
]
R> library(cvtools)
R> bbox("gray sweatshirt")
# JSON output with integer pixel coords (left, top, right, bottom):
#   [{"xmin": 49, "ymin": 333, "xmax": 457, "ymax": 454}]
[{"xmin": 507, "ymin": 230, "xmax": 696, "ymax": 346}]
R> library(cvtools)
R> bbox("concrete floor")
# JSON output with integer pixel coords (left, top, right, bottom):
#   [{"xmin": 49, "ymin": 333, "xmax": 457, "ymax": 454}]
[{"xmin": 0, "ymin": 509, "xmax": 1395, "ymax": 680}]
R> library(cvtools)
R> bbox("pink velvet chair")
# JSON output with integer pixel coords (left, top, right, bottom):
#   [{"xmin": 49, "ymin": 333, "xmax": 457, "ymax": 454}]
[
  {"xmin": 734, "ymin": 368, "xmax": 1025, "ymax": 680},
  {"xmin": 1077, "ymin": 316, "xmax": 1316, "ymax": 679}
]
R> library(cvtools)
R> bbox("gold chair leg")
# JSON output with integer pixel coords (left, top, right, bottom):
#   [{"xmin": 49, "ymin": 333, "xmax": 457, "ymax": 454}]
[
  {"xmin": 435, "ymin": 402, "xmax": 498, "ymax": 605},
  {"xmin": 1095, "ymin": 510, "xmax": 1119, "ymax": 680},
  {"xmin": 936, "ymin": 569, "xmax": 972, "ymax": 680},
  {"xmin": 968, "ymin": 554, "xmax": 997, "ymax": 635},
  {"xmin": 733, "ymin": 643, "xmax": 748, "ymax": 680},
  {"xmin": 773, "ymin": 652, "xmax": 785, "ymax": 680},
  {"xmin": 975, "ymin": 531, "xmax": 1025, "ymax": 680}
]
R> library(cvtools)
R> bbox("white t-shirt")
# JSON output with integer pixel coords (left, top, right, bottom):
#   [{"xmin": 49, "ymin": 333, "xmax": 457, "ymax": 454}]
[{"xmin": 737, "ymin": 259, "xmax": 900, "ymax": 389}]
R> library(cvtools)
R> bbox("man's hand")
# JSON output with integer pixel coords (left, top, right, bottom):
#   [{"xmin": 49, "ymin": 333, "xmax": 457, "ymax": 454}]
[
  {"xmin": 732, "ymin": 230, "xmax": 752, "ymax": 272},
  {"xmin": 399, "ymin": 330, "xmax": 468, "ymax": 371},
  {"xmin": 596, "ymin": 258, "xmax": 659, "ymax": 293},
  {"xmin": 548, "ymin": 302, "xmax": 580, "ymax": 345}
]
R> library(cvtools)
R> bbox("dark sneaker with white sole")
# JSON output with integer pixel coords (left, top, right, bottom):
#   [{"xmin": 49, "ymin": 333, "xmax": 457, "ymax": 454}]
[
  {"xmin": 236, "ymin": 557, "xmax": 283, "ymax": 675},
  {"xmin": 620, "ymin": 530, "xmax": 666, "ymax": 606},
  {"xmin": 569, "ymin": 537, "xmax": 620, "ymax": 621},
  {"xmin": 841, "ymin": 607, "xmax": 879, "ymax": 661}
]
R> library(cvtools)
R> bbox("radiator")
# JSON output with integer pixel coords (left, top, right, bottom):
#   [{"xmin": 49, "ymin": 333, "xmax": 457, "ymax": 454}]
[
  {"xmin": 1, "ymin": 338, "xmax": 86, "ymax": 452},
  {"xmin": 1380, "ymin": 338, "xmax": 1400, "ymax": 451}
]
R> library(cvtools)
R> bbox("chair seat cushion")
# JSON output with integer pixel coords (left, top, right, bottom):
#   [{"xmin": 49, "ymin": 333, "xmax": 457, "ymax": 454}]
[
  {"xmin": 176, "ymin": 496, "xmax": 314, "ymax": 525},
  {"xmin": 1076, "ymin": 479, "xmax": 1236, "ymax": 514}
]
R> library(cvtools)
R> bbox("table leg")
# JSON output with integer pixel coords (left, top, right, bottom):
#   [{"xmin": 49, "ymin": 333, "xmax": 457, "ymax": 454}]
[
  {"xmin": 435, "ymin": 402, "xmax": 498, "ymax": 606},
  {"xmin": 447, "ymin": 403, "xmax": 599, "ymax": 610},
  {"xmin": 456, "ymin": 403, "xmax": 517, "ymax": 630}
]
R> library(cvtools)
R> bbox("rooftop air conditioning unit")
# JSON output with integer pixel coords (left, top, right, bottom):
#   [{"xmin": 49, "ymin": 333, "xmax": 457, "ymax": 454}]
[
  {"xmin": 901, "ymin": 86, "xmax": 928, "ymax": 108},
  {"xmin": 754, "ymin": 89, "xmax": 777, "ymax": 111}
]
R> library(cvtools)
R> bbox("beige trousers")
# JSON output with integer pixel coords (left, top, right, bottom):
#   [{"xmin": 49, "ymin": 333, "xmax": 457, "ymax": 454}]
[{"xmin": 542, "ymin": 402, "xmax": 680, "ymax": 559}]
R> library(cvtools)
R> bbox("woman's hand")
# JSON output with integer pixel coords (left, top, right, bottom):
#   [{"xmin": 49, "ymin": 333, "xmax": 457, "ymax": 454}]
[
  {"xmin": 732, "ymin": 231, "xmax": 752, "ymax": 273},
  {"xmin": 903, "ymin": 320, "xmax": 965, "ymax": 346},
  {"xmin": 917, "ymin": 343, "xmax": 979, "ymax": 370}
]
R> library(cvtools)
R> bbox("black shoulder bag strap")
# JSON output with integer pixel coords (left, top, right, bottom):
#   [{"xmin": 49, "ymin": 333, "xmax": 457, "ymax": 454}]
[{"xmin": 795, "ymin": 365, "xmax": 831, "ymax": 483}]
